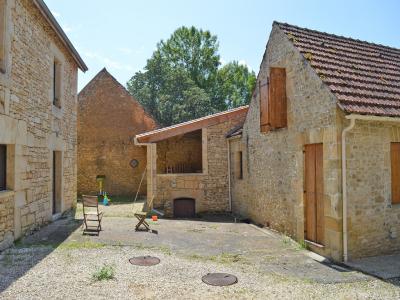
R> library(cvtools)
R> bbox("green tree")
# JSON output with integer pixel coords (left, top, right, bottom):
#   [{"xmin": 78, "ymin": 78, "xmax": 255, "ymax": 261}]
[
  {"xmin": 214, "ymin": 61, "xmax": 256, "ymax": 108},
  {"xmin": 127, "ymin": 26, "xmax": 256, "ymax": 126}
]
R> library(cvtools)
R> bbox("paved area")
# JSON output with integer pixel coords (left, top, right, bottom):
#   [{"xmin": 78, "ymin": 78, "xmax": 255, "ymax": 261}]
[
  {"xmin": 1, "ymin": 202, "xmax": 400, "ymax": 299},
  {"xmin": 346, "ymin": 253, "xmax": 400, "ymax": 280}
]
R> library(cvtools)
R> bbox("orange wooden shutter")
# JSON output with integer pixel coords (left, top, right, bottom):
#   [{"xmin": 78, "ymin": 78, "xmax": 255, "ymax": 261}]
[
  {"xmin": 269, "ymin": 68, "xmax": 287, "ymax": 129},
  {"xmin": 391, "ymin": 143, "xmax": 400, "ymax": 204},
  {"xmin": 259, "ymin": 80, "xmax": 269, "ymax": 132},
  {"xmin": 304, "ymin": 143, "xmax": 324, "ymax": 244}
]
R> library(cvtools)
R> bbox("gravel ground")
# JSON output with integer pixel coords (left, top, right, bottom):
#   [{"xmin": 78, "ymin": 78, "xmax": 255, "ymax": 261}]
[
  {"xmin": 1, "ymin": 245, "xmax": 400, "ymax": 299},
  {"xmin": 1, "ymin": 203, "xmax": 400, "ymax": 299}
]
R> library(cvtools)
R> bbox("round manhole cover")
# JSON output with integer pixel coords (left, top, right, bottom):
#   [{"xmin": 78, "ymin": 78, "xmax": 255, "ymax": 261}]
[
  {"xmin": 129, "ymin": 256, "xmax": 160, "ymax": 266},
  {"xmin": 202, "ymin": 273, "xmax": 238, "ymax": 286}
]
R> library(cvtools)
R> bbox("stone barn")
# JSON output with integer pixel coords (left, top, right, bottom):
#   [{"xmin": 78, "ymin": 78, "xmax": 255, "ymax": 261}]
[
  {"xmin": 135, "ymin": 106, "xmax": 248, "ymax": 218},
  {"xmin": 77, "ymin": 68, "xmax": 157, "ymax": 198},
  {"xmin": 0, "ymin": 0, "xmax": 87, "ymax": 250},
  {"xmin": 229, "ymin": 21, "xmax": 400, "ymax": 262}
]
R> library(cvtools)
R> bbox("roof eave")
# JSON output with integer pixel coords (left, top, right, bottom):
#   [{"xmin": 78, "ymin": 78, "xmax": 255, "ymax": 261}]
[{"xmin": 33, "ymin": 0, "xmax": 88, "ymax": 72}]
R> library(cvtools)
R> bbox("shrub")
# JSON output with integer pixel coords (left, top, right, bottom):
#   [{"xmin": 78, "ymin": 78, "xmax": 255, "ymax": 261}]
[{"xmin": 92, "ymin": 264, "xmax": 115, "ymax": 281}]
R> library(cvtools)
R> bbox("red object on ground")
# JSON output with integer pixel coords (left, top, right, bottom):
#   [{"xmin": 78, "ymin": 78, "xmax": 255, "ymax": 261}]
[{"xmin": 152, "ymin": 215, "xmax": 158, "ymax": 221}]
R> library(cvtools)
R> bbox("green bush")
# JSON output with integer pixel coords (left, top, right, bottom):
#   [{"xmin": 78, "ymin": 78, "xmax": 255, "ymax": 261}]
[{"xmin": 92, "ymin": 264, "xmax": 115, "ymax": 281}]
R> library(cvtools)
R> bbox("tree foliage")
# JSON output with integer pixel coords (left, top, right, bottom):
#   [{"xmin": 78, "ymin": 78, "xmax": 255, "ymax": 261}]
[{"xmin": 127, "ymin": 26, "xmax": 256, "ymax": 126}]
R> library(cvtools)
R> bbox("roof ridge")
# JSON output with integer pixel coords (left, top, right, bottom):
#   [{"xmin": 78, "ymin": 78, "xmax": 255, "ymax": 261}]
[{"xmin": 273, "ymin": 21, "xmax": 400, "ymax": 53}]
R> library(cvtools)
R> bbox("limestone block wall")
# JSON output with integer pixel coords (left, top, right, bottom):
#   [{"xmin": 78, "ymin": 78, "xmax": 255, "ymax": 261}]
[
  {"xmin": 0, "ymin": 192, "xmax": 14, "ymax": 250},
  {"xmin": 0, "ymin": 0, "xmax": 79, "ymax": 247},
  {"xmin": 154, "ymin": 117, "xmax": 245, "ymax": 217},
  {"xmin": 156, "ymin": 130, "xmax": 202, "ymax": 174},
  {"xmin": 345, "ymin": 119, "xmax": 400, "ymax": 259},
  {"xmin": 78, "ymin": 69, "xmax": 157, "ymax": 197},
  {"xmin": 231, "ymin": 25, "xmax": 343, "ymax": 260}
]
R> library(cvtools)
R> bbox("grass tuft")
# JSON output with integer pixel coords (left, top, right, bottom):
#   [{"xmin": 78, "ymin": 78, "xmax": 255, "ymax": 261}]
[{"xmin": 92, "ymin": 264, "xmax": 115, "ymax": 281}]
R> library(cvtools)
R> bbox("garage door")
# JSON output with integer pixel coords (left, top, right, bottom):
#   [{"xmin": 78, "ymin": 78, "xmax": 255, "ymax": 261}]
[{"xmin": 173, "ymin": 198, "xmax": 195, "ymax": 218}]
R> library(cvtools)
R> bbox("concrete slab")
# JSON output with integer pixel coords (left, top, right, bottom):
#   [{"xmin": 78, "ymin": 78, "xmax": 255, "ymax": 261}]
[{"xmin": 346, "ymin": 253, "xmax": 400, "ymax": 279}]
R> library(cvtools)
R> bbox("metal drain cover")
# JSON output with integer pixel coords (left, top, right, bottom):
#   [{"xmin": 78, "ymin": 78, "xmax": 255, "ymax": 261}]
[
  {"xmin": 129, "ymin": 256, "xmax": 160, "ymax": 266},
  {"xmin": 202, "ymin": 273, "xmax": 238, "ymax": 286}
]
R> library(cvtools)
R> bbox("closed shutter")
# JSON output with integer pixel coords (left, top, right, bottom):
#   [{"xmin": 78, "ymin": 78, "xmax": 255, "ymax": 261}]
[
  {"xmin": 259, "ymin": 80, "xmax": 269, "ymax": 132},
  {"xmin": 304, "ymin": 143, "xmax": 324, "ymax": 244},
  {"xmin": 269, "ymin": 68, "xmax": 287, "ymax": 129},
  {"xmin": 0, "ymin": 145, "xmax": 6, "ymax": 191},
  {"xmin": 391, "ymin": 143, "xmax": 400, "ymax": 204}
]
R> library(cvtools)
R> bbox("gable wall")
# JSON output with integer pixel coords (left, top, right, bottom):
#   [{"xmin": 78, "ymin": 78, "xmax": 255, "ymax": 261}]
[
  {"xmin": 77, "ymin": 71, "xmax": 157, "ymax": 197},
  {"xmin": 230, "ymin": 26, "xmax": 343, "ymax": 260}
]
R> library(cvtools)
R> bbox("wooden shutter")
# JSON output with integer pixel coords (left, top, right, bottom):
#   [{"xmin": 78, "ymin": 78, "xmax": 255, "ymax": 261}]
[
  {"xmin": 259, "ymin": 80, "xmax": 269, "ymax": 132},
  {"xmin": 0, "ymin": 145, "xmax": 6, "ymax": 191},
  {"xmin": 304, "ymin": 143, "xmax": 324, "ymax": 244},
  {"xmin": 269, "ymin": 68, "xmax": 287, "ymax": 129},
  {"xmin": 391, "ymin": 143, "xmax": 400, "ymax": 204}
]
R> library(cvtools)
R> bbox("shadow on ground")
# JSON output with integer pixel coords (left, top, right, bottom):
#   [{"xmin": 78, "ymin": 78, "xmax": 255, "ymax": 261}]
[{"xmin": 0, "ymin": 213, "xmax": 82, "ymax": 293}]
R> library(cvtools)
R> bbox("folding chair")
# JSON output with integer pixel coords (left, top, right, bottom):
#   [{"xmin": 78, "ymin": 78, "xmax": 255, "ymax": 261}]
[
  {"xmin": 82, "ymin": 195, "xmax": 103, "ymax": 234},
  {"xmin": 134, "ymin": 196, "xmax": 154, "ymax": 231}
]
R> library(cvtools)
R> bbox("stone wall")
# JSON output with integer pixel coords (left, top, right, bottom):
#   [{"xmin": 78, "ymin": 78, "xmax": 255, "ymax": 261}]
[
  {"xmin": 77, "ymin": 69, "xmax": 157, "ymax": 197},
  {"xmin": 154, "ymin": 117, "xmax": 244, "ymax": 217},
  {"xmin": 156, "ymin": 130, "xmax": 202, "ymax": 174},
  {"xmin": 0, "ymin": 192, "xmax": 14, "ymax": 250},
  {"xmin": 0, "ymin": 0, "xmax": 79, "ymax": 246},
  {"xmin": 344, "ymin": 118, "xmax": 400, "ymax": 259},
  {"xmin": 230, "ymin": 25, "xmax": 343, "ymax": 260}
]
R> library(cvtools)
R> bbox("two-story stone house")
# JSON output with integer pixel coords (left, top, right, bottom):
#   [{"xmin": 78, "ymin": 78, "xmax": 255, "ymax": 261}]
[
  {"xmin": 229, "ymin": 22, "xmax": 400, "ymax": 262},
  {"xmin": 0, "ymin": 0, "xmax": 87, "ymax": 250}
]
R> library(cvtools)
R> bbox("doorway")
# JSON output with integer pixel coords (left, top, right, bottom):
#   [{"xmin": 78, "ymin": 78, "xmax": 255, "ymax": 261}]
[
  {"xmin": 173, "ymin": 198, "xmax": 195, "ymax": 218},
  {"xmin": 52, "ymin": 151, "xmax": 62, "ymax": 215},
  {"xmin": 304, "ymin": 143, "xmax": 324, "ymax": 245}
]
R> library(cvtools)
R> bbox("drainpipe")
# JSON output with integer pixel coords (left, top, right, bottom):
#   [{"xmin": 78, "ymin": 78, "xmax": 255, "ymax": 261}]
[
  {"xmin": 341, "ymin": 117, "xmax": 356, "ymax": 263},
  {"xmin": 227, "ymin": 139, "xmax": 232, "ymax": 212}
]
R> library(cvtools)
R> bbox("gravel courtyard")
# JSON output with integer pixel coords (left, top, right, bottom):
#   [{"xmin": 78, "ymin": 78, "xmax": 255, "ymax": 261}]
[{"xmin": 1, "ymin": 202, "xmax": 400, "ymax": 299}]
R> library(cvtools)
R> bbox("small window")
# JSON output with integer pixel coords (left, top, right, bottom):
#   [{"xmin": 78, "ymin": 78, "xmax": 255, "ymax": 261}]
[
  {"xmin": 53, "ymin": 59, "xmax": 62, "ymax": 108},
  {"xmin": 0, "ymin": 144, "xmax": 6, "ymax": 191},
  {"xmin": 391, "ymin": 143, "xmax": 400, "ymax": 204},
  {"xmin": 236, "ymin": 151, "xmax": 243, "ymax": 180},
  {"xmin": 0, "ymin": 0, "xmax": 7, "ymax": 73},
  {"xmin": 260, "ymin": 68, "xmax": 287, "ymax": 132}
]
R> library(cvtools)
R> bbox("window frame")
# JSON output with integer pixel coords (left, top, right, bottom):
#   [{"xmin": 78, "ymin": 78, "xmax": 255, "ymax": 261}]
[{"xmin": 52, "ymin": 58, "xmax": 62, "ymax": 108}]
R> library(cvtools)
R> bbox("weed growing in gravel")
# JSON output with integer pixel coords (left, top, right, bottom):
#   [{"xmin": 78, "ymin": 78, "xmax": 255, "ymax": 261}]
[
  {"xmin": 282, "ymin": 236, "xmax": 291, "ymax": 245},
  {"xmin": 59, "ymin": 241, "xmax": 106, "ymax": 250},
  {"xmin": 296, "ymin": 240, "xmax": 307, "ymax": 251},
  {"xmin": 187, "ymin": 252, "xmax": 245, "ymax": 265},
  {"xmin": 92, "ymin": 264, "xmax": 115, "ymax": 281}
]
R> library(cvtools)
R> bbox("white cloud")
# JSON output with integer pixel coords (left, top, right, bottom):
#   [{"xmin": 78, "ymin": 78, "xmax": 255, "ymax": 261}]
[
  {"xmin": 62, "ymin": 24, "xmax": 72, "ymax": 33},
  {"xmin": 84, "ymin": 51, "xmax": 134, "ymax": 71},
  {"xmin": 118, "ymin": 47, "xmax": 133, "ymax": 55},
  {"xmin": 51, "ymin": 10, "xmax": 61, "ymax": 18}
]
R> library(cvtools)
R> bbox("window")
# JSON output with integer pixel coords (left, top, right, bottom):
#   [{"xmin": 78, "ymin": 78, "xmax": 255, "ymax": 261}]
[
  {"xmin": 260, "ymin": 67, "xmax": 287, "ymax": 132},
  {"xmin": 391, "ymin": 143, "xmax": 400, "ymax": 204},
  {"xmin": 236, "ymin": 151, "xmax": 243, "ymax": 180},
  {"xmin": 0, "ymin": 0, "xmax": 6, "ymax": 73},
  {"xmin": 53, "ymin": 59, "xmax": 62, "ymax": 108},
  {"xmin": 0, "ymin": 144, "xmax": 6, "ymax": 191}
]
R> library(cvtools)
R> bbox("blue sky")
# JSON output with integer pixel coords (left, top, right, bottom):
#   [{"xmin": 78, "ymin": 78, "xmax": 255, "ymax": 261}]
[{"xmin": 45, "ymin": 0, "xmax": 400, "ymax": 92}]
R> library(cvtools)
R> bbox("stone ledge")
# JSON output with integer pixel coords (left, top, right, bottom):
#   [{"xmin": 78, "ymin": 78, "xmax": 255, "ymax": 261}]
[{"xmin": 0, "ymin": 190, "xmax": 14, "ymax": 199}]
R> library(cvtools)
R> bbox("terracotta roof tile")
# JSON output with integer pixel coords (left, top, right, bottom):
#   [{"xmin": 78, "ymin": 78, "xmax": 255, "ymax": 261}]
[{"xmin": 275, "ymin": 22, "xmax": 400, "ymax": 117}]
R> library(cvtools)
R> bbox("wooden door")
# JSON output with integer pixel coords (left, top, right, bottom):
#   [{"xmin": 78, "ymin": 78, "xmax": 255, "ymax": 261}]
[
  {"xmin": 174, "ymin": 198, "xmax": 195, "ymax": 218},
  {"xmin": 304, "ymin": 144, "xmax": 324, "ymax": 244}
]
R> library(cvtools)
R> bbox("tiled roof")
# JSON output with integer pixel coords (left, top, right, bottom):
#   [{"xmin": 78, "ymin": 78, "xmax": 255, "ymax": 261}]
[{"xmin": 275, "ymin": 22, "xmax": 400, "ymax": 117}]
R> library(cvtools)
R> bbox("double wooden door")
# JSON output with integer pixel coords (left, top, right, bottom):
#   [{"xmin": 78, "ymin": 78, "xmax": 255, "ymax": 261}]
[{"xmin": 304, "ymin": 143, "xmax": 324, "ymax": 245}]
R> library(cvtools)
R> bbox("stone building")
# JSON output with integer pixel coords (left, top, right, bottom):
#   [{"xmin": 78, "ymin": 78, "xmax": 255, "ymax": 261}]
[
  {"xmin": 135, "ymin": 106, "xmax": 248, "ymax": 217},
  {"xmin": 228, "ymin": 22, "xmax": 400, "ymax": 261},
  {"xmin": 0, "ymin": 0, "xmax": 87, "ymax": 250},
  {"xmin": 77, "ymin": 69, "xmax": 157, "ymax": 197}
]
